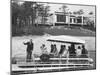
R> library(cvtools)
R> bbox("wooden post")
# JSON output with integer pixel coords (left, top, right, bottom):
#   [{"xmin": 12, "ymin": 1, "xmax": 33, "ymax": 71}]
[
  {"xmin": 82, "ymin": 15, "xmax": 84, "ymax": 27},
  {"xmin": 36, "ymin": 8, "xmax": 38, "ymax": 27},
  {"xmin": 75, "ymin": 16, "xmax": 77, "ymax": 24},
  {"xmin": 68, "ymin": 13, "xmax": 70, "ymax": 27},
  {"xmin": 66, "ymin": 50, "xmax": 69, "ymax": 64},
  {"xmin": 53, "ymin": 13, "xmax": 55, "ymax": 26}
]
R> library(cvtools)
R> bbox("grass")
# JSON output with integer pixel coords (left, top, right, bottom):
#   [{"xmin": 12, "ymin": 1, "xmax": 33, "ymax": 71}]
[
  {"xmin": 12, "ymin": 26, "xmax": 95, "ymax": 37},
  {"xmin": 12, "ymin": 26, "xmax": 44, "ymax": 36},
  {"xmin": 44, "ymin": 26, "xmax": 95, "ymax": 36}
]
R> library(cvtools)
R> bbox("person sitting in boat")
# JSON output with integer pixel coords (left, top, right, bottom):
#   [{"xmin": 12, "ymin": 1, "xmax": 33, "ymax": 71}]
[
  {"xmin": 50, "ymin": 44, "xmax": 58, "ymax": 56},
  {"xmin": 53, "ymin": 44, "xmax": 58, "ymax": 56},
  {"xmin": 76, "ymin": 46, "xmax": 82, "ymax": 57},
  {"xmin": 40, "ymin": 44, "xmax": 50, "ymax": 62},
  {"xmin": 40, "ymin": 44, "xmax": 48, "ymax": 54},
  {"xmin": 50, "ymin": 44, "xmax": 54, "ymax": 53},
  {"xmin": 81, "ymin": 45, "xmax": 88, "ymax": 58},
  {"xmin": 68, "ymin": 44, "xmax": 76, "ymax": 57},
  {"xmin": 62, "ymin": 45, "xmax": 69, "ymax": 57},
  {"xmin": 59, "ymin": 45, "xmax": 66, "ymax": 57}
]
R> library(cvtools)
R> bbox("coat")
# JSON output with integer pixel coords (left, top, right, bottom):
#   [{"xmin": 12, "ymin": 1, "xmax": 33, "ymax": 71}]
[{"xmin": 24, "ymin": 42, "xmax": 33, "ymax": 52}]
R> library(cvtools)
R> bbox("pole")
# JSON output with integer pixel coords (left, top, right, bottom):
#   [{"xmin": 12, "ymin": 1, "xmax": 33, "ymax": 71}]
[
  {"xmin": 82, "ymin": 15, "xmax": 84, "ymax": 27},
  {"xmin": 36, "ymin": 8, "xmax": 38, "ymax": 27},
  {"xmin": 68, "ymin": 12, "xmax": 70, "ymax": 27}
]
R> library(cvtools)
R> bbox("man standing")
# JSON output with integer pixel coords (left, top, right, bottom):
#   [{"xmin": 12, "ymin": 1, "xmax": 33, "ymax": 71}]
[{"xmin": 23, "ymin": 39, "xmax": 34, "ymax": 62}]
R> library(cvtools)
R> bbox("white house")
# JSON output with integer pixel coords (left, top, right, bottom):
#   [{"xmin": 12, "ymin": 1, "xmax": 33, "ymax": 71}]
[{"xmin": 35, "ymin": 11, "xmax": 95, "ymax": 27}]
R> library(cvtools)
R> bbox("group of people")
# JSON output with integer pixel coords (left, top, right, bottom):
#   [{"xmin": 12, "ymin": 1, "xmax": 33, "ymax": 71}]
[
  {"xmin": 23, "ymin": 39, "xmax": 88, "ymax": 62},
  {"xmin": 68, "ymin": 44, "xmax": 88, "ymax": 58},
  {"xmin": 50, "ymin": 43, "xmax": 88, "ymax": 58}
]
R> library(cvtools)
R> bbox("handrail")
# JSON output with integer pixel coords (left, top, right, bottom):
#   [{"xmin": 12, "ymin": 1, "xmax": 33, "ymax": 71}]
[
  {"xmin": 34, "ymin": 57, "xmax": 93, "ymax": 61},
  {"xmin": 18, "ymin": 63, "xmax": 93, "ymax": 66}
]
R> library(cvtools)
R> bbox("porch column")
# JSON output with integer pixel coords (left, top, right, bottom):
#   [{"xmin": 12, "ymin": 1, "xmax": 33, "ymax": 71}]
[
  {"xmin": 82, "ymin": 15, "xmax": 84, "ymax": 27},
  {"xmin": 68, "ymin": 14, "xmax": 70, "ymax": 27},
  {"xmin": 53, "ymin": 13, "xmax": 56, "ymax": 26}
]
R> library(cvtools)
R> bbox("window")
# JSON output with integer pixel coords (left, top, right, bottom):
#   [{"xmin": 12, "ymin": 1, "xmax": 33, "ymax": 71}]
[
  {"xmin": 74, "ymin": 18, "xmax": 76, "ymax": 23},
  {"xmin": 77, "ymin": 16, "xmax": 82, "ymax": 23},
  {"xmin": 70, "ymin": 18, "xmax": 72, "ymax": 23},
  {"xmin": 57, "ymin": 14, "xmax": 66, "ymax": 22}
]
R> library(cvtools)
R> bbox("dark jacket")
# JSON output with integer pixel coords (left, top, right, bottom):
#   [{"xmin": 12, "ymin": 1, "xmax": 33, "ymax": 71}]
[{"xmin": 24, "ymin": 42, "xmax": 33, "ymax": 52}]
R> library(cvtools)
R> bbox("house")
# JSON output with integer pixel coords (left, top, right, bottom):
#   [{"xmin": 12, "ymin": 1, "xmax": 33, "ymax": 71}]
[{"xmin": 35, "ymin": 11, "xmax": 95, "ymax": 27}]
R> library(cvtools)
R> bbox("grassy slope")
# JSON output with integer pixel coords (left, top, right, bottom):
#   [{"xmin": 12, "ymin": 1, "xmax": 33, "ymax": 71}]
[
  {"xmin": 43, "ymin": 27, "xmax": 95, "ymax": 36},
  {"xmin": 12, "ymin": 26, "xmax": 95, "ymax": 37}
]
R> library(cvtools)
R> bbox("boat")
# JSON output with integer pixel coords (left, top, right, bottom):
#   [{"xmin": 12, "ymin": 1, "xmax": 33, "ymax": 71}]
[{"xmin": 12, "ymin": 35, "xmax": 94, "ymax": 73}]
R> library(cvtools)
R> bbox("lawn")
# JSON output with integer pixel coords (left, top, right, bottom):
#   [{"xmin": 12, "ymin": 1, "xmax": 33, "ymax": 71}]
[{"xmin": 44, "ymin": 26, "xmax": 95, "ymax": 36}]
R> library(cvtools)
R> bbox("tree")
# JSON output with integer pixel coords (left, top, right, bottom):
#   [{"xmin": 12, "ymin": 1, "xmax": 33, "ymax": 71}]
[
  {"xmin": 34, "ymin": 4, "xmax": 50, "ymax": 24},
  {"xmin": 73, "ymin": 9, "xmax": 84, "ymax": 15},
  {"xmin": 89, "ymin": 11, "xmax": 93, "ymax": 15},
  {"xmin": 11, "ymin": 2, "xmax": 22, "ymax": 26},
  {"xmin": 59, "ymin": 5, "xmax": 68, "ymax": 14},
  {"xmin": 11, "ymin": 1, "xmax": 50, "ymax": 36},
  {"xmin": 77, "ymin": 9, "xmax": 84, "ymax": 15},
  {"xmin": 11, "ymin": 1, "xmax": 25, "ymax": 35},
  {"xmin": 22, "ymin": 2, "xmax": 37, "ymax": 26}
]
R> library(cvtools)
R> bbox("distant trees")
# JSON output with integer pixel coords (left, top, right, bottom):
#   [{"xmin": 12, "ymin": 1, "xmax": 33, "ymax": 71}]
[
  {"xmin": 12, "ymin": 1, "xmax": 35, "ymax": 26},
  {"xmin": 84, "ymin": 11, "xmax": 95, "ymax": 27},
  {"xmin": 73, "ymin": 9, "xmax": 84, "ymax": 15},
  {"xmin": 87, "ymin": 11, "xmax": 95, "ymax": 28},
  {"xmin": 22, "ymin": 2, "xmax": 36, "ymax": 26},
  {"xmin": 35, "ymin": 4, "xmax": 50, "ymax": 24},
  {"xmin": 12, "ymin": 1, "xmax": 50, "ymax": 26},
  {"xmin": 88, "ymin": 11, "xmax": 94, "ymax": 15},
  {"xmin": 11, "ymin": 1, "xmax": 50, "ymax": 36},
  {"xmin": 59, "ymin": 5, "xmax": 72, "ymax": 14},
  {"xmin": 60, "ymin": 5, "xmax": 68, "ymax": 14}
]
